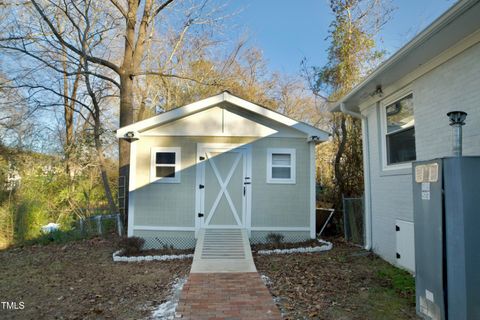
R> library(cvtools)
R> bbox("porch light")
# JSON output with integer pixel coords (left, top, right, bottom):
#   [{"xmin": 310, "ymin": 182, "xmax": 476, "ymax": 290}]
[{"xmin": 124, "ymin": 131, "xmax": 139, "ymax": 142}]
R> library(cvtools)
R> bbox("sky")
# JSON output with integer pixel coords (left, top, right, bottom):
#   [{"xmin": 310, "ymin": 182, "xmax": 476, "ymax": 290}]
[{"xmin": 227, "ymin": 0, "xmax": 456, "ymax": 76}]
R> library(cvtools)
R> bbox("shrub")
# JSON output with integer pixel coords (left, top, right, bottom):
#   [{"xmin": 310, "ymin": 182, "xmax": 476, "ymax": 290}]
[
  {"xmin": 118, "ymin": 236, "xmax": 145, "ymax": 255},
  {"xmin": 266, "ymin": 232, "xmax": 284, "ymax": 245}
]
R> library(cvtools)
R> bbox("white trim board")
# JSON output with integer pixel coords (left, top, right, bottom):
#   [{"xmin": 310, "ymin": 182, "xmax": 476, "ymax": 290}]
[
  {"xmin": 150, "ymin": 147, "xmax": 181, "ymax": 183},
  {"xmin": 379, "ymin": 90, "xmax": 416, "ymax": 172},
  {"xmin": 251, "ymin": 227, "xmax": 310, "ymax": 232},
  {"xmin": 117, "ymin": 92, "xmax": 329, "ymax": 141},
  {"xmin": 266, "ymin": 148, "xmax": 296, "ymax": 184},
  {"xmin": 309, "ymin": 142, "xmax": 316, "ymax": 239},
  {"xmin": 133, "ymin": 226, "xmax": 195, "ymax": 232}
]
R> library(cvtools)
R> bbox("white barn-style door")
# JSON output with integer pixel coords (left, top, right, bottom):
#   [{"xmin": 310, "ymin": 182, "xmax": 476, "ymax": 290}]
[{"xmin": 195, "ymin": 144, "xmax": 251, "ymax": 235}]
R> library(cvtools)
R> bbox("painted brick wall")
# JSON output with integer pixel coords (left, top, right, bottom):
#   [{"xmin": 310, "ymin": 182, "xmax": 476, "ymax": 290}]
[
  {"xmin": 414, "ymin": 42, "xmax": 480, "ymax": 160},
  {"xmin": 364, "ymin": 42, "xmax": 480, "ymax": 270}
]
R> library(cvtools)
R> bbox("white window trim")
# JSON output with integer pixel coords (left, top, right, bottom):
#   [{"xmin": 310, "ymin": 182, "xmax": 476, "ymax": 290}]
[
  {"xmin": 266, "ymin": 148, "xmax": 296, "ymax": 184},
  {"xmin": 150, "ymin": 147, "xmax": 181, "ymax": 183},
  {"xmin": 380, "ymin": 89, "xmax": 415, "ymax": 171}
]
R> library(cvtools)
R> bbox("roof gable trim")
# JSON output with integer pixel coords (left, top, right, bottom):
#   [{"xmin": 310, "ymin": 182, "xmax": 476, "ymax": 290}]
[{"xmin": 116, "ymin": 92, "xmax": 329, "ymax": 140}]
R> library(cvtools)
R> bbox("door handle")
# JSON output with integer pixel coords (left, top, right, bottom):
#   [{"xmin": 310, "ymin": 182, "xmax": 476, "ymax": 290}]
[
  {"xmin": 198, "ymin": 213, "xmax": 204, "ymax": 218},
  {"xmin": 243, "ymin": 186, "xmax": 246, "ymax": 196}
]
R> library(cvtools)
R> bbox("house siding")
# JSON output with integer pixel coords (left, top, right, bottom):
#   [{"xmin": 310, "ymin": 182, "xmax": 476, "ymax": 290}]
[
  {"xmin": 413, "ymin": 42, "xmax": 480, "ymax": 160},
  {"xmin": 363, "ymin": 42, "xmax": 480, "ymax": 270},
  {"xmin": 250, "ymin": 138, "xmax": 310, "ymax": 228},
  {"xmin": 130, "ymin": 134, "xmax": 311, "ymax": 247}
]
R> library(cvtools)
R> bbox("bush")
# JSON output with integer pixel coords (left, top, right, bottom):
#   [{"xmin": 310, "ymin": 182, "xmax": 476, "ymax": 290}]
[
  {"xmin": 118, "ymin": 236, "xmax": 145, "ymax": 255},
  {"xmin": 266, "ymin": 232, "xmax": 284, "ymax": 244}
]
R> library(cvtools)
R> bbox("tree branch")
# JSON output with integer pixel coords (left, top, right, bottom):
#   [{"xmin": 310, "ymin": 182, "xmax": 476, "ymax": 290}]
[
  {"xmin": 109, "ymin": 0, "xmax": 128, "ymax": 18},
  {"xmin": 153, "ymin": 0, "xmax": 175, "ymax": 17},
  {"xmin": 133, "ymin": 71, "xmax": 220, "ymax": 86},
  {"xmin": 30, "ymin": 0, "xmax": 120, "ymax": 74}
]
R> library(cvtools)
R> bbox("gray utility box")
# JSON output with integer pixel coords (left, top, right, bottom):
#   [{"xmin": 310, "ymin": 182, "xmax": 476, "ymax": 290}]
[{"xmin": 413, "ymin": 157, "xmax": 480, "ymax": 320}]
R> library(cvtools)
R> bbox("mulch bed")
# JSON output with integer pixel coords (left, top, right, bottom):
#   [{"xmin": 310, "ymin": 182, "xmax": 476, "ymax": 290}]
[{"xmin": 0, "ymin": 237, "xmax": 190, "ymax": 320}]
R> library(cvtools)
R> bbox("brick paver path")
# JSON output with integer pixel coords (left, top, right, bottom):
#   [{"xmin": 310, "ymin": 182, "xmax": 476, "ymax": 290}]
[{"xmin": 176, "ymin": 272, "xmax": 282, "ymax": 320}]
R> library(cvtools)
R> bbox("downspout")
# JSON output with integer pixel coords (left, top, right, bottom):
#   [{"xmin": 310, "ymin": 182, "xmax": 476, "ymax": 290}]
[{"xmin": 340, "ymin": 103, "xmax": 373, "ymax": 251}]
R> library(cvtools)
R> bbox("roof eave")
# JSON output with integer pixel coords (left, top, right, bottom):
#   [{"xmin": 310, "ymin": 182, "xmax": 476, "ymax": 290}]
[{"xmin": 332, "ymin": 0, "xmax": 480, "ymax": 113}]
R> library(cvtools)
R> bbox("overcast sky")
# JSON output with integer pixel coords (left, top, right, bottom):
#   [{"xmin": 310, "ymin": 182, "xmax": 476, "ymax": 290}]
[{"xmin": 227, "ymin": 0, "xmax": 456, "ymax": 75}]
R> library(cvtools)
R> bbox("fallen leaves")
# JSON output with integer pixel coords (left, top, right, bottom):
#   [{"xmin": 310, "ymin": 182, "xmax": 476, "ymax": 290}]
[
  {"xmin": 255, "ymin": 239, "xmax": 417, "ymax": 320},
  {"xmin": 0, "ymin": 238, "xmax": 190, "ymax": 320}
]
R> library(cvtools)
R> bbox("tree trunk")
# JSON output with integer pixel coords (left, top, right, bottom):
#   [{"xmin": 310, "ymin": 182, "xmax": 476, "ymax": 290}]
[
  {"xmin": 63, "ymin": 73, "xmax": 73, "ymax": 175},
  {"xmin": 334, "ymin": 113, "xmax": 348, "ymax": 207},
  {"xmin": 93, "ymin": 121, "xmax": 119, "ymax": 215},
  {"xmin": 118, "ymin": 72, "xmax": 134, "ymax": 225},
  {"xmin": 83, "ymin": 56, "xmax": 120, "ymax": 217}
]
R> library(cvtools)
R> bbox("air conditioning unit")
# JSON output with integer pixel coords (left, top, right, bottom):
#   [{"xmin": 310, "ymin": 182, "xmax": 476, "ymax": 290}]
[{"xmin": 413, "ymin": 157, "xmax": 480, "ymax": 320}]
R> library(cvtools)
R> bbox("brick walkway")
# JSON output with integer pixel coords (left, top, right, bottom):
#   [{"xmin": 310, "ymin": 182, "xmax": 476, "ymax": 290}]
[{"xmin": 176, "ymin": 272, "xmax": 281, "ymax": 320}]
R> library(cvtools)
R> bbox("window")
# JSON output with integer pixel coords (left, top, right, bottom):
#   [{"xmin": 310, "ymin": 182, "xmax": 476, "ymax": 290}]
[
  {"xmin": 383, "ymin": 94, "xmax": 416, "ymax": 166},
  {"xmin": 267, "ymin": 148, "xmax": 296, "ymax": 184},
  {"xmin": 150, "ymin": 147, "xmax": 181, "ymax": 183}
]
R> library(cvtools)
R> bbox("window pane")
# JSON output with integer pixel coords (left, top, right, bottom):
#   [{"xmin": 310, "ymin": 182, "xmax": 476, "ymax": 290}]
[
  {"xmin": 386, "ymin": 94, "xmax": 414, "ymax": 134},
  {"xmin": 156, "ymin": 152, "xmax": 175, "ymax": 165},
  {"xmin": 156, "ymin": 166, "xmax": 175, "ymax": 178},
  {"xmin": 387, "ymin": 127, "xmax": 416, "ymax": 164},
  {"xmin": 272, "ymin": 153, "xmax": 291, "ymax": 166},
  {"xmin": 272, "ymin": 167, "xmax": 291, "ymax": 179}
]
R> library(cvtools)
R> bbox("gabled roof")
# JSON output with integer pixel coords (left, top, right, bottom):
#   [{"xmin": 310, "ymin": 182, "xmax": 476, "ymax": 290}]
[
  {"xmin": 333, "ymin": 0, "xmax": 480, "ymax": 112},
  {"xmin": 117, "ymin": 91, "xmax": 330, "ymax": 141}
]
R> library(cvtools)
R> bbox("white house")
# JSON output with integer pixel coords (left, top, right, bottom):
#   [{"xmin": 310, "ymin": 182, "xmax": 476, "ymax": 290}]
[
  {"xmin": 333, "ymin": 0, "xmax": 480, "ymax": 272},
  {"xmin": 117, "ymin": 91, "xmax": 329, "ymax": 248}
]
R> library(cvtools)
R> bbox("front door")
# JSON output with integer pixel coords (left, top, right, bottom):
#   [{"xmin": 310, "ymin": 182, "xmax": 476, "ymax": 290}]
[{"xmin": 196, "ymin": 144, "xmax": 250, "ymax": 232}]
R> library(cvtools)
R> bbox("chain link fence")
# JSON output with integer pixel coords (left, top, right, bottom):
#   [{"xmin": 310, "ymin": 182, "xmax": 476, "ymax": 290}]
[{"xmin": 342, "ymin": 195, "xmax": 364, "ymax": 246}]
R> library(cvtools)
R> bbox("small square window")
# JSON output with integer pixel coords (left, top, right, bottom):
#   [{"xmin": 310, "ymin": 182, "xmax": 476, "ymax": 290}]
[
  {"xmin": 267, "ymin": 148, "xmax": 296, "ymax": 184},
  {"xmin": 151, "ymin": 148, "xmax": 181, "ymax": 183}
]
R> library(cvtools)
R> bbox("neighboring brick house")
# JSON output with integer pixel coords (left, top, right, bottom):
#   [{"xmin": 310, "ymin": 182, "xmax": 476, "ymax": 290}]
[{"xmin": 333, "ymin": 0, "xmax": 480, "ymax": 272}]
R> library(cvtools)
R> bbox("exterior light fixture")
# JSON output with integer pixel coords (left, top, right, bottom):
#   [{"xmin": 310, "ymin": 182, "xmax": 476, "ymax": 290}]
[
  {"xmin": 447, "ymin": 111, "xmax": 467, "ymax": 157},
  {"xmin": 124, "ymin": 131, "xmax": 139, "ymax": 142},
  {"xmin": 370, "ymin": 85, "xmax": 383, "ymax": 98}
]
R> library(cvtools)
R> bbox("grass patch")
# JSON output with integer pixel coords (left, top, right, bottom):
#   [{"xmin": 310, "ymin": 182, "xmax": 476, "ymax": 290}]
[{"xmin": 377, "ymin": 265, "xmax": 416, "ymax": 305}]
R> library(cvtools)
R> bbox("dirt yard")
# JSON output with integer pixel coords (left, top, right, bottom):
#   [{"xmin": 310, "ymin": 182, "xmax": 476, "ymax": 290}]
[
  {"xmin": 0, "ymin": 238, "xmax": 191, "ymax": 320},
  {"xmin": 255, "ymin": 239, "xmax": 417, "ymax": 320},
  {"xmin": 0, "ymin": 238, "xmax": 416, "ymax": 320}
]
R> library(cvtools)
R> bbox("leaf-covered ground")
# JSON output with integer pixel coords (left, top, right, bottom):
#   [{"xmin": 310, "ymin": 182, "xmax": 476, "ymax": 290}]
[
  {"xmin": 0, "ymin": 238, "xmax": 191, "ymax": 320},
  {"xmin": 255, "ymin": 239, "xmax": 418, "ymax": 320},
  {"xmin": 0, "ymin": 237, "xmax": 417, "ymax": 320}
]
